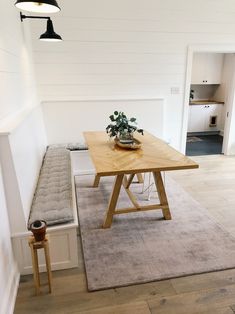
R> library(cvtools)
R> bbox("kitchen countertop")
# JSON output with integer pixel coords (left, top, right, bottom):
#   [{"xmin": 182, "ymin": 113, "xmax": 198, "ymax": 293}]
[{"xmin": 189, "ymin": 100, "xmax": 224, "ymax": 105}]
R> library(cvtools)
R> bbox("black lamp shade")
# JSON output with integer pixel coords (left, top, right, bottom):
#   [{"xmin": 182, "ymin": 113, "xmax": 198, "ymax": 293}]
[
  {"xmin": 15, "ymin": 0, "xmax": 60, "ymax": 13},
  {"xmin": 39, "ymin": 19, "xmax": 62, "ymax": 42}
]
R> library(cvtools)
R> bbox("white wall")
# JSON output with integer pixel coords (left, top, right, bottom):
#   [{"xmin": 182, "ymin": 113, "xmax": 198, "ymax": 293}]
[
  {"xmin": 216, "ymin": 54, "xmax": 235, "ymax": 155},
  {"xmin": 0, "ymin": 0, "xmax": 38, "ymax": 121},
  {"xmin": 42, "ymin": 99, "xmax": 164, "ymax": 144},
  {"xmin": 30, "ymin": 0, "xmax": 235, "ymax": 150},
  {"xmin": 0, "ymin": 107, "xmax": 47, "ymax": 234},
  {"xmin": 214, "ymin": 54, "xmax": 234, "ymax": 103},
  {"xmin": 0, "ymin": 166, "xmax": 19, "ymax": 314},
  {"xmin": 191, "ymin": 84, "xmax": 221, "ymax": 101},
  {"xmin": 0, "ymin": 0, "xmax": 45, "ymax": 312}
]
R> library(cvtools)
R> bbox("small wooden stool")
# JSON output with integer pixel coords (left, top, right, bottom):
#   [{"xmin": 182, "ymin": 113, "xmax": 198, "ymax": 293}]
[{"xmin": 28, "ymin": 235, "xmax": 52, "ymax": 295}]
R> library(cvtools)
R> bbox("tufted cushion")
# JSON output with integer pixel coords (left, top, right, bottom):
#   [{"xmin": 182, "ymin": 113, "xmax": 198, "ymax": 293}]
[
  {"xmin": 47, "ymin": 142, "xmax": 88, "ymax": 151},
  {"xmin": 28, "ymin": 147, "xmax": 74, "ymax": 227},
  {"xmin": 66, "ymin": 142, "xmax": 88, "ymax": 151}
]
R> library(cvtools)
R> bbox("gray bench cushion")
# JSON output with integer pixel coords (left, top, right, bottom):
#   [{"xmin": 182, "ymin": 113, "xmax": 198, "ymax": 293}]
[
  {"xmin": 28, "ymin": 147, "xmax": 74, "ymax": 227},
  {"xmin": 48, "ymin": 143, "xmax": 88, "ymax": 151}
]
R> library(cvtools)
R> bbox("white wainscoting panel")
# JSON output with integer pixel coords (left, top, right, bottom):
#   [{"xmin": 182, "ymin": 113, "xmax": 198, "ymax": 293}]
[
  {"xmin": 42, "ymin": 98, "xmax": 164, "ymax": 144},
  {"xmin": 0, "ymin": 106, "xmax": 47, "ymax": 234},
  {"xmin": 12, "ymin": 226, "xmax": 78, "ymax": 275}
]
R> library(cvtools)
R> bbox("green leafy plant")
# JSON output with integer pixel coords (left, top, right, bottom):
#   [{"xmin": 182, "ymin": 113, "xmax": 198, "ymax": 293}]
[
  {"xmin": 106, "ymin": 111, "xmax": 144, "ymax": 139},
  {"xmin": 190, "ymin": 89, "xmax": 194, "ymax": 101}
]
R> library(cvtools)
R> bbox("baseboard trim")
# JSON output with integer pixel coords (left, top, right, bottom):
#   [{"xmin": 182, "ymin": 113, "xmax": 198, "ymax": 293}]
[
  {"xmin": 1, "ymin": 262, "xmax": 20, "ymax": 314},
  {"xmin": 187, "ymin": 131, "xmax": 221, "ymax": 136}
]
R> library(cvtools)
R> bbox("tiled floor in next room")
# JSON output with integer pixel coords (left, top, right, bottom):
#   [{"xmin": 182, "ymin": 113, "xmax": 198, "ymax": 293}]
[{"xmin": 186, "ymin": 134, "xmax": 223, "ymax": 156}]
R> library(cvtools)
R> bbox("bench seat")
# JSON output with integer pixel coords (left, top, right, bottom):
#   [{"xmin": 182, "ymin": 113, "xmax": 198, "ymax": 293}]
[
  {"xmin": 11, "ymin": 144, "xmax": 86, "ymax": 275},
  {"xmin": 28, "ymin": 146, "xmax": 74, "ymax": 226}
]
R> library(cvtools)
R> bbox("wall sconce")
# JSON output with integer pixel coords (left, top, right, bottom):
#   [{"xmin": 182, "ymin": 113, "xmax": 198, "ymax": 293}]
[
  {"xmin": 15, "ymin": 0, "xmax": 60, "ymax": 13},
  {"xmin": 20, "ymin": 12, "xmax": 62, "ymax": 42}
]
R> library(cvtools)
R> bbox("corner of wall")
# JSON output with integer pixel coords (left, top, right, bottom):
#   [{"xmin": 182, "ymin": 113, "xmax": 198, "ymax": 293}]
[
  {"xmin": 1, "ymin": 261, "xmax": 20, "ymax": 314},
  {"xmin": 0, "ymin": 135, "xmax": 26, "ymax": 233}
]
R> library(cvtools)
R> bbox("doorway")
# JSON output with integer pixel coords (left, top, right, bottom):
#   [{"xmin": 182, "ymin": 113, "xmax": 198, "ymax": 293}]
[
  {"xmin": 181, "ymin": 45, "xmax": 235, "ymax": 156},
  {"xmin": 186, "ymin": 52, "xmax": 225, "ymax": 156},
  {"xmin": 186, "ymin": 133, "xmax": 223, "ymax": 156}
]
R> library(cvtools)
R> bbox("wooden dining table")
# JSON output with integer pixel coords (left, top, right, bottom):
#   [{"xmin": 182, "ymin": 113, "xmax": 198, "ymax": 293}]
[{"xmin": 83, "ymin": 131, "xmax": 199, "ymax": 228}]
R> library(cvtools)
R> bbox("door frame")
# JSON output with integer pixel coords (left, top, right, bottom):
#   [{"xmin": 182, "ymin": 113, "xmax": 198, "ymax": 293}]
[{"xmin": 181, "ymin": 44, "xmax": 235, "ymax": 155}]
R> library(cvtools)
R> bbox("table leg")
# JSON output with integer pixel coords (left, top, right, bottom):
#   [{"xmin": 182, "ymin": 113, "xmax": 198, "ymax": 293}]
[
  {"xmin": 152, "ymin": 171, "xmax": 172, "ymax": 220},
  {"xmin": 93, "ymin": 174, "xmax": 100, "ymax": 187},
  {"xmin": 123, "ymin": 175, "xmax": 140, "ymax": 209},
  {"xmin": 103, "ymin": 174, "xmax": 124, "ymax": 228},
  {"xmin": 136, "ymin": 173, "xmax": 144, "ymax": 183},
  {"xmin": 124, "ymin": 174, "xmax": 135, "ymax": 189}
]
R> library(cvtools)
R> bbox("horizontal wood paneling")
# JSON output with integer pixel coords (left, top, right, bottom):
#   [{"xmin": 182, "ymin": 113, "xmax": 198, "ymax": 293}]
[
  {"xmin": 57, "ymin": 0, "xmax": 235, "ymax": 19},
  {"xmin": 35, "ymin": 63, "xmax": 184, "ymax": 75},
  {"xmin": 30, "ymin": 0, "xmax": 235, "ymax": 148},
  {"xmin": 34, "ymin": 52, "xmax": 185, "ymax": 64},
  {"xmin": 0, "ymin": 0, "xmax": 38, "ymax": 121},
  {"xmin": 32, "ymin": 18, "xmax": 235, "ymax": 33},
  {"xmin": 38, "ymin": 85, "xmax": 171, "ymax": 101},
  {"xmin": 32, "ymin": 40, "xmax": 187, "ymax": 54}
]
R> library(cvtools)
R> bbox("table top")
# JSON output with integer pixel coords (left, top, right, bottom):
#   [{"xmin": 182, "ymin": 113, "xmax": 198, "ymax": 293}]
[{"xmin": 84, "ymin": 131, "xmax": 199, "ymax": 176}]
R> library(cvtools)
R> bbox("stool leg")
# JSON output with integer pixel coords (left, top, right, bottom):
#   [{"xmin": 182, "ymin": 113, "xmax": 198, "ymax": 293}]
[
  {"xmin": 44, "ymin": 242, "xmax": 52, "ymax": 293},
  {"xmin": 30, "ymin": 244, "xmax": 40, "ymax": 295},
  {"xmin": 34, "ymin": 249, "xmax": 41, "ymax": 287}
]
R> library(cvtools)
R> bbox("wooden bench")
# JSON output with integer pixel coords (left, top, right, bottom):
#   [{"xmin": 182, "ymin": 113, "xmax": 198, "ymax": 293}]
[{"xmin": 12, "ymin": 145, "xmax": 83, "ymax": 275}]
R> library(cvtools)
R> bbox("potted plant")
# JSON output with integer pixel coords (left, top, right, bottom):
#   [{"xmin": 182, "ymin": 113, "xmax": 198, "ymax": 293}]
[
  {"xmin": 190, "ymin": 89, "xmax": 194, "ymax": 102},
  {"xmin": 29, "ymin": 220, "xmax": 47, "ymax": 242},
  {"xmin": 106, "ymin": 111, "xmax": 144, "ymax": 144}
]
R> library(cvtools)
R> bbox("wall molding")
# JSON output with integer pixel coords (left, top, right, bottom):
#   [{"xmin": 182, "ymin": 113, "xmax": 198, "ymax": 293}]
[
  {"xmin": 42, "ymin": 97, "xmax": 164, "ymax": 103},
  {"xmin": 41, "ymin": 98, "xmax": 165, "ymax": 144},
  {"xmin": 0, "ymin": 104, "xmax": 39, "ymax": 136}
]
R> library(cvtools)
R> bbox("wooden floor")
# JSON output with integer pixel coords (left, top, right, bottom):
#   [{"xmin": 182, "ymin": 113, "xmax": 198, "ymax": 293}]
[{"xmin": 14, "ymin": 155, "xmax": 235, "ymax": 314}]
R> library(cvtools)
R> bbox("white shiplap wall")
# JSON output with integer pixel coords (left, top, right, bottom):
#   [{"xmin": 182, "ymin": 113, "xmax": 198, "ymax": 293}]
[
  {"xmin": 0, "ymin": 165, "xmax": 19, "ymax": 314},
  {"xmin": 0, "ymin": 0, "xmax": 48, "ymax": 233},
  {"xmin": 30, "ymin": 0, "xmax": 235, "ymax": 149},
  {"xmin": 0, "ymin": 1, "xmax": 43, "ymax": 311},
  {"xmin": 0, "ymin": 1, "xmax": 39, "ymax": 121}
]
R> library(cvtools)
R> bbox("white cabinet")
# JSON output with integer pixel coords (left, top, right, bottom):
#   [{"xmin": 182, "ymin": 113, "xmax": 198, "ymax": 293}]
[
  {"xmin": 191, "ymin": 53, "xmax": 224, "ymax": 84},
  {"xmin": 188, "ymin": 104, "xmax": 223, "ymax": 132},
  {"xmin": 204, "ymin": 105, "xmax": 222, "ymax": 131},
  {"xmin": 188, "ymin": 105, "xmax": 205, "ymax": 132}
]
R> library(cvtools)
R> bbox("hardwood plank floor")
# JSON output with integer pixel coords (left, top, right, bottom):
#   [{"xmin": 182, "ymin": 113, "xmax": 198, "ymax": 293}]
[{"xmin": 14, "ymin": 155, "xmax": 235, "ymax": 314}]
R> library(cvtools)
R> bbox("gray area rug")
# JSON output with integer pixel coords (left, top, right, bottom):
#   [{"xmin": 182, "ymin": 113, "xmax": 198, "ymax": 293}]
[{"xmin": 76, "ymin": 175, "xmax": 235, "ymax": 291}]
